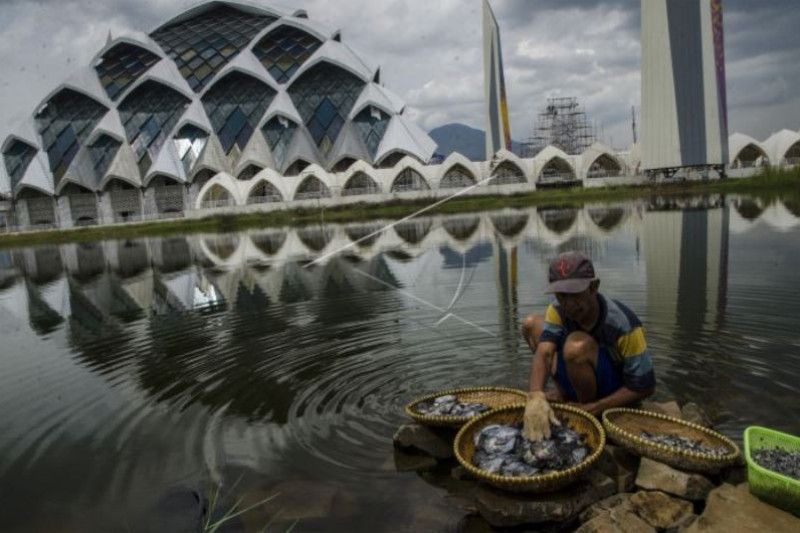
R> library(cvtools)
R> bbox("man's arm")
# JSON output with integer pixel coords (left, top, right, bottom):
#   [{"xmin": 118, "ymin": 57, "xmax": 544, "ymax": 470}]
[
  {"xmin": 528, "ymin": 340, "xmax": 557, "ymax": 394},
  {"xmin": 582, "ymin": 386, "xmax": 653, "ymax": 416}
]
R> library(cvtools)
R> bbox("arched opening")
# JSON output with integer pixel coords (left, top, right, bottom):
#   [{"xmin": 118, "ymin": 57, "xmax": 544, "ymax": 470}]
[
  {"xmin": 783, "ymin": 141, "xmax": 800, "ymax": 166},
  {"xmin": 391, "ymin": 168, "xmax": 429, "ymax": 192},
  {"xmin": 150, "ymin": 174, "xmax": 185, "ymax": 215},
  {"xmin": 332, "ymin": 157, "xmax": 356, "ymax": 173},
  {"xmin": 588, "ymin": 207, "xmax": 625, "ymax": 231},
  {"xmin": 248, "ymin": 180, "xmax": 283, "ymax": 204},
  {"xmin": 394, "ymin": 219, "xmax": 432, "ymax": 244},
  {"xmin": 294, "ymin": 175, "xmax": 331, "ymax": 201},
  {"xmin": 104, "ymin": 178, "xmax": 142, "ymax": 222},
  {"xmin": 345, "ymin": 224, "xmax": 382, "ymax": 247},
  {"xmin": 17, "ymin": 188, "xmax": 56, "ymax": 227},
  {"xmin": 297, "ymin": 226, "xmax": 334, "ymax": 252},
  {"xmin": 342, "ymin": 172, "xmax": 380, "ymax": 196},
  {"xmin": 491, "ymin": 161, "xmax": 526, "ymax": 185},
  {"xmin": 204, "ymin": 235, "xmax": 239, "ymax": 261},
  {"xmin": 538, "ymin": 157, "xmax": 575, "ymax": 183},
  {"xmin": 442, "ymin": 217, "xmax": 480, "ymax": 241},
  {"xmin": 378, "ymin": 151, "xmax": 407, "ymax": 169},
  {"xmin": 734, "ymin": 199, "xmax": 763, "ymax": 221},
  {"xmin": 285, "ymin": 159, "xmax": 310, "ymax": 176},
  {"xmin": 440, "ymin": 164, "xmax": 477, "ymax": 189},
  {"xmin": 201, "ymin": 183, "xmax": 234, "ymax": 209},
  {"xmin": 192, "ymin": 169, "xmax": 217, "ymax": 188},
  {"xmin": 732, "ymin": 144, "xmax": 768, "ymax": 169},
  {"xmin": 539, "ymin": 207, "xmax": 578, "ymax": 234},
  {"xmin": 237, "ymin": 164, "xmax": 263, "ymax": 181},
  {"xmin": 491, "ymin": 214, "xmax": 529, "ymax": 237},
  {"xmin": 587, "ymin": 154, "xmax": 622, "ymax": 178},
  {"xmin": 251, "ymin": 231, "xmax": 287, "ymax": 255},
  {"xmin": 61, "ymin": 182, "xmax": 98, "ymax": 226}
]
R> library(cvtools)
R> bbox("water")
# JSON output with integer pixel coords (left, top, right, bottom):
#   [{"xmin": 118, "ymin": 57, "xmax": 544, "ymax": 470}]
[{"xmin": 0, "ymin": 194, "xmax": 798, "ymax": 531}]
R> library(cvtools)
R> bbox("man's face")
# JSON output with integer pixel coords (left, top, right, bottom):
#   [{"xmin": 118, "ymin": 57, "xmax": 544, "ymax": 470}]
[{"xmin": 555, "ymin": 285, "xmax": 597, "ymax": 323}]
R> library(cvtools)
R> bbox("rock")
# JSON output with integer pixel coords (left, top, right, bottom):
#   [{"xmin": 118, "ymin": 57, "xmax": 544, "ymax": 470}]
[
  {"xmin": 636, "ymin": 458, "xmax": 715, "ymax": 501},
  {"xmin": 390, "ymin": 449, "xmax": 438, "ymax": 471},
  {"xmin": 684, "ymin": 483, "xmax": 800, "ymax": 533},
  {"xmin": 642, "ymin": 400, "xmax": 683, "ymax": 419},
  {"xmin": 629, "ymin": 490, "xmax": 695, "ymax": 530},
  {"xmin": 681, "ymin": 402, "xmax": 713, "ymax": 427},
  {"xmin": 665, "ymin": 512, "xmax": 698, "ymax": 533},
  {"xmin": 596, "ymin": 444, "xmax": 640, "ymax": 493},
  {"xmin": 451, "ymin": 465, "xmax": 475, "ymax": 481},
  {"xmin": 393, "ymin": 423, "xmax": 454, "ymax": 459},
  {"xmin": 475, "ymin": 470, "xmax": 616, "ymax": 527},
  {"xmin": 578, "ymin": 493, "xmax": 634, "ymax": 523},
  {"xmin": 576, "ymin": 508, "xmax": 656, "ymax": 533}
]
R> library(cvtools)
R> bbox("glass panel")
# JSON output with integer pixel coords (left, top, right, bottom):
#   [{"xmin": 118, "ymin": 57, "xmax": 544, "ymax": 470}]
[
  {"xmin": 94, "ymin": 43, "xmax": 160, "ymax": 101},
  {"xmin": 88, "ymin": 134, "xmax": 122, "ymax": 180},
  {"xmin": 353, "ymin": 107, "xmax": 390, "ymax": 159},
  {"xmin": 34, "ymin": 88, "xmax": 108, "ymax": 183},
  {"xmin": 262, "ymin": 117, "xmax": 297, "ymax": 169},
  {"xmin": 201, "ymin": 71, "xmax": 276, "ymax": 154},
  {"xmin": 150, "ymin": 5, "xmax": 276, "ymax": 93},
  {"xmin": 2, "ymin": 140, "xmax": 37, "ymax": 190},
  {"xmin": 253, "ymin": 25, "xmax": 322, "ymax": 84},
  {"xmin": 119, "ymin": 81, "xmax": 190, "ymax": 174},
  {"xmin": 288, "ymin": 63, "xmax": 365, "ymax": 155}
]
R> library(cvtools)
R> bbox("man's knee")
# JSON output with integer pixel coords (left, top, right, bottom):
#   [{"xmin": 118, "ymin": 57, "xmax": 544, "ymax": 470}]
[
  {"xmin": 521, "ymin": 314, "xmax": 543, "ymax": 343},
  {"xmin": 563, "ymin": 331, "xmax": 598, "ymax": 364}
]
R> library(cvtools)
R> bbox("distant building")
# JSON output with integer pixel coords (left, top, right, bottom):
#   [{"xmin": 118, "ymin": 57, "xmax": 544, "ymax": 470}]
[
  {"xmin": 482, "ymin": 0, "xmax": 513, "ymax": 160},
  {"xmin": 0, "ymin": 1, "xmax": 435, "ymax": 227},
  {"xmin": 641, "ymin": 0, "xmax": 728, "ymax": 177}
]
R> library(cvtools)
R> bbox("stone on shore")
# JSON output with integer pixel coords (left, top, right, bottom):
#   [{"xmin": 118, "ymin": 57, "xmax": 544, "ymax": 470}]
[
  {"xmin": 628, "ymin": 490, "xmax": 695, "ymax": 530},
  {"xmin": 642, "ymin": 400, "xmax": 683, "ymax": 419},
  {"xmin": 393, "ymin": 423, "xmax": 454, "ymax": 459},
  {"xmin": 578, "ymin": 493, "xmax": 634, "ymax": 523},
  {"xmin": 475, "ymin": 470, "xmax": 616, "ymax": 527},
  {"xmin": 684, "ymin": 483, "xmax": 800, "ymax": 533},
  {"xmin": 576, "ymin": 507, "xmax": 656, "ymax": 533},
  {"xmin": 681, "ymin": 402, "xmax": 713, "ymax": 428},
  {"xmin": 636, "ymin": 457, "xmax": 715, "ymax": 500},
  {"xmin": 596, "ymin": 444, "xmax": 640, "ymax": 493}
]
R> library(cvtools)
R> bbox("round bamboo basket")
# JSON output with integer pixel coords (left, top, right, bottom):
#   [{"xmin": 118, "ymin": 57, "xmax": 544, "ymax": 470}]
[
  {"xmin": 405, "ymin": 387, "xmax": 528, "ymax": 428},
  {"xmin": 453, "ymin": 403, "xmax": 606, "ymax": 493},
  {"xmin": 602, "ymin": 408, "xmax": 741, "ymax": 474}
]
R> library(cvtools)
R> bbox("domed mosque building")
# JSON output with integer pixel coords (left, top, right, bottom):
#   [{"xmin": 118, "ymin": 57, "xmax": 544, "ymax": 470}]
[{"xmin": 0, "ymin": 1, "xmax": 436, "ymax": 228}]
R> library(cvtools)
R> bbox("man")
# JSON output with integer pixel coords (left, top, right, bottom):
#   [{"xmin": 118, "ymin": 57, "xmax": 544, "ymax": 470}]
[{"xmin": 521, "ymin": 251, "xmax": 655, "ymax": 441}]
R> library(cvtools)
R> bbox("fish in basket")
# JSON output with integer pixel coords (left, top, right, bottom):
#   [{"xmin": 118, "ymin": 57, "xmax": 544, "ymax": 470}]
[
  {"xmin": 602, "ymin": 408, "xmax": 740, "ymax": 474},
  {"xmin": 405, "ymin": 387, "xmax": 528, "ymax": 428},
  {"xmin": 454, "ymin": 403, "xmax": 606, "ymax": 493}
]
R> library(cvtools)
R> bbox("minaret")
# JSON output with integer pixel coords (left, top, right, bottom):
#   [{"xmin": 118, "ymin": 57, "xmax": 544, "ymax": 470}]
[{"xmin": 483, "ymin": 0, "xmax": 512, "ymax": 160}]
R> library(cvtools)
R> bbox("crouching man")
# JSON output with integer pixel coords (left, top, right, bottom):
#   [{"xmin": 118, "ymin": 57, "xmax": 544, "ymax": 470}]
[{"xmin": 521, "ymin": 251, "xmax": 655, "ymax": 441}]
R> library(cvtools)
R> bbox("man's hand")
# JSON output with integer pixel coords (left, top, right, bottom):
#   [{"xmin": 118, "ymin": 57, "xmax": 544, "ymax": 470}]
[{"xmin": 523, "ymin": 391, "xmax": 561, "ymax": 441}]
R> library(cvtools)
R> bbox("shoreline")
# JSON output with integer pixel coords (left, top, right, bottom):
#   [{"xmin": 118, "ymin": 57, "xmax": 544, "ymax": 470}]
[{"xmin": 1, "ymin": 167, "xmax": 798, "ymax": 249}]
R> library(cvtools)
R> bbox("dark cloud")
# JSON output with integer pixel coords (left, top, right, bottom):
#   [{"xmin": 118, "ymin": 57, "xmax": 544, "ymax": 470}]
[{"xmin": 0, "ymin": 0, "xmax": 798, "ymax": 150}]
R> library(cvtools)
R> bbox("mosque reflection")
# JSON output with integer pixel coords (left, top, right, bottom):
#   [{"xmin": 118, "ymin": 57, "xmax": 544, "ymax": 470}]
[{"xmin": 2, "ymin": 197, "xmax": 798, "ymax": 418}]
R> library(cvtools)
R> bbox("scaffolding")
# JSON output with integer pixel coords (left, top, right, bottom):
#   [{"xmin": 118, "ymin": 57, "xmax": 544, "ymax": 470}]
[{"xmin": 521, "ymin": 97, "xmax": 598, "ymax": 157}]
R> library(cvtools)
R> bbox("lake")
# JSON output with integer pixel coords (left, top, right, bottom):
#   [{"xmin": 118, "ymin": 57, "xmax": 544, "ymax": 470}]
[{"xmin": 0, "ymin": 194, "xmax": 798, "ymax": 531}]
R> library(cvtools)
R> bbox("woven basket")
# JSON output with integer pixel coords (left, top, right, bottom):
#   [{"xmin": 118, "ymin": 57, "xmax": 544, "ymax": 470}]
[
  {"xmin": 453, "ymin": 403, "xmax": 606, "ymax": 493},
  {"xmin": 602, "ymin": 408, "xmax": 740, "ymax": 474},
  {"xmin": 405, "ymin": 387, "xmax": 528, "ymax": 428}
]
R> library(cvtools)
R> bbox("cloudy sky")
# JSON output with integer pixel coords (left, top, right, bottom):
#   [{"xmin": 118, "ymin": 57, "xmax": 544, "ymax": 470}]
[{"xmin": 1, "ymin": 0, "xmax": 798, "ymax": 150}]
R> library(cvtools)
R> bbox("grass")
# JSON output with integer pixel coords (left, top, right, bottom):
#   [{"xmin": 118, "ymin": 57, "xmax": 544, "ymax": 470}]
[
  {"xmin": 2, "ymin": 166, "xmax": 799, "ymax": 249},
  {"xmin": 202, "ymin": 480, "xmax": 297, "ymax": 533}
]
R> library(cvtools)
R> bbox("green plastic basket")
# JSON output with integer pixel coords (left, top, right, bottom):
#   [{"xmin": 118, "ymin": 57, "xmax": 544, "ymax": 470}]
[{"xmin": 743, "ymin": 426, "xmax": 800, "ymax": 516}]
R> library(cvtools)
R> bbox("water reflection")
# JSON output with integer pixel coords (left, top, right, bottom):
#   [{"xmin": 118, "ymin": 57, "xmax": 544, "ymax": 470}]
[{"xmin": 0, "ymin": 196, "xmax": 799, "ymax": 531}]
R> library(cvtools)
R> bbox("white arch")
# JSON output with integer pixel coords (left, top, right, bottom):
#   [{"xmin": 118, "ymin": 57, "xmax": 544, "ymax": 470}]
[
  {"xmin": 437, "ymin": 153, "xmax": 479, "ymax": 188},
  {"xmin": 763, "ymin": 129, "xmax": 800, "ymax": 166},
  {"xmin": 199, "ymin": 53, "xmax": 281, "ymax": 99},
  {"xmin": 533, "ymin": 145, "xmax": 577, "ymax": 181},
  {"xmin": 290, "ymin": 42, "xmax": 372, "ymax": 85},
  {"xmin": 90, "ymin": 34, "xmax": 165, "ymax": 71},
  {"xmin": 32, "ymin": 67, "xmax": 112, "ymax": 118},
  {"xmin": 728, "ymin": 133, "xmax": 769, "ymax": 168},
  {"xmin": 195, "ymin": 172, "xmax": 243, "ymax": 208},
  {"xmin": 578, "ymin": 143, "xmax": 624, "ymax": 180},
  {"xmin": 490, "ymin": 149, "xmax": 532, "ymax": 184},
  {"xmin": 150, "ymin": 1, "xmax": 293, "ymax": 35},
  {"xmin": 243, "ymin": 171, "xmax": 286, "ymax": 202}
]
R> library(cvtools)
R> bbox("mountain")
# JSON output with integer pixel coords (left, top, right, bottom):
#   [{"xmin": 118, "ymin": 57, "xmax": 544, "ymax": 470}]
[{"xmin": 428, "ymin": 123, "xmax": 526, "ymax": 161}]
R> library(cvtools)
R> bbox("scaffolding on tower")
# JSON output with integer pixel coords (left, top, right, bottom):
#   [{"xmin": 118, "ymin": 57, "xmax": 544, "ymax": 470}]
[{"xmin": 521, "ymin": 97, "xmax": 598, "ymax": 157}]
